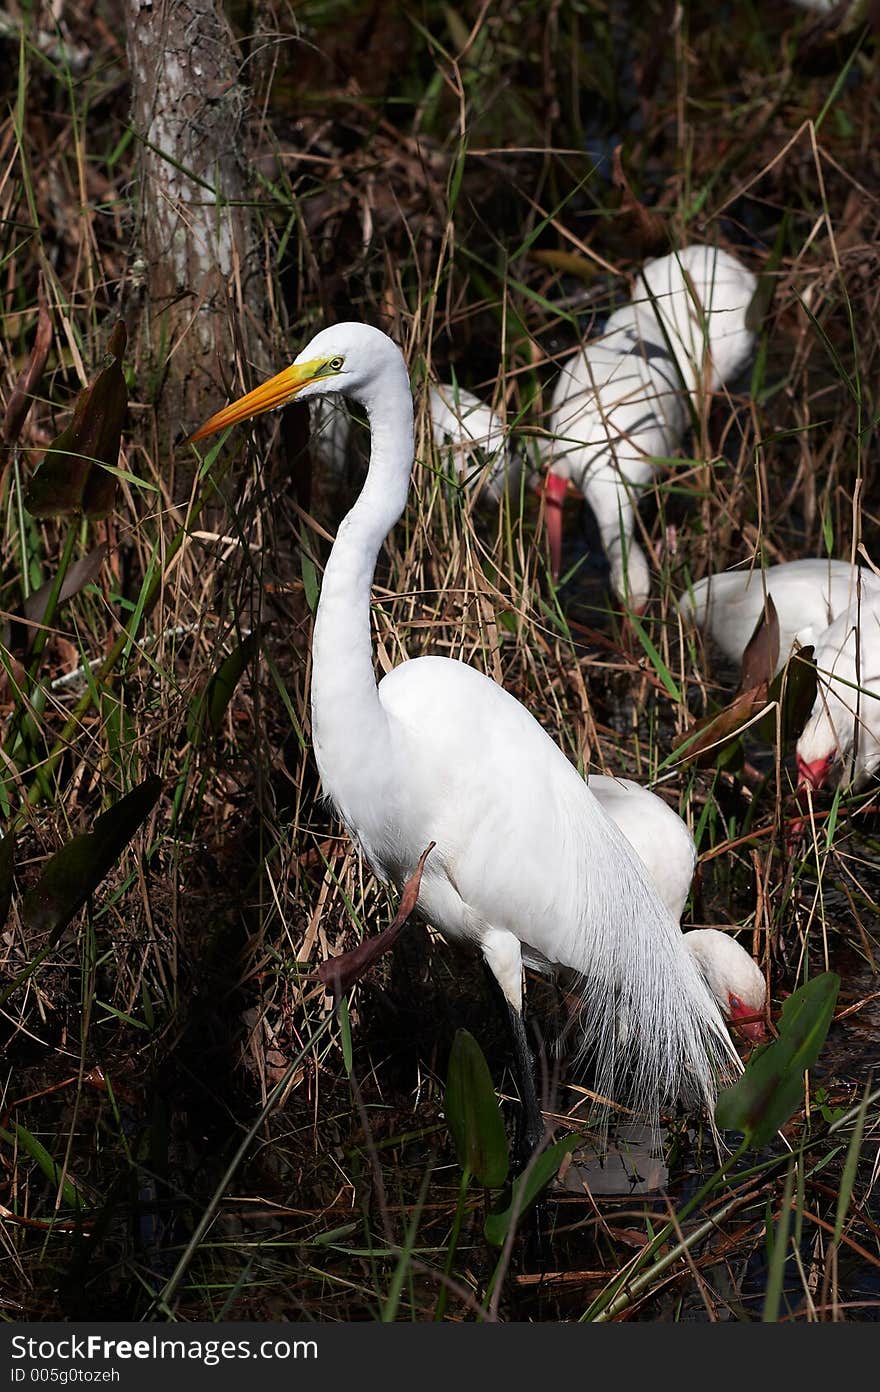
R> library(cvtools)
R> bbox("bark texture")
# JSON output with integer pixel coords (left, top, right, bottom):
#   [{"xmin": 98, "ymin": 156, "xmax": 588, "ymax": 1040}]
[{"xmin": 126, "ymin": 0, "xmax": 269, "ymax": 453}]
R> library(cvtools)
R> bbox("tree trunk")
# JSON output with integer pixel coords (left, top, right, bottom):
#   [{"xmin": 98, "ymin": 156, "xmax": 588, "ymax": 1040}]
[{"xmin": 125, "ymin": 0, "xmax": 269, "ymax": 461}]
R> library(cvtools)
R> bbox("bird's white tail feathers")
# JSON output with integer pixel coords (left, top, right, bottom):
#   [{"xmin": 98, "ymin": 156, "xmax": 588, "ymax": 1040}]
[{"xmin": 565, "ymin": 810, "xmax": 741, "ymax": 1140}]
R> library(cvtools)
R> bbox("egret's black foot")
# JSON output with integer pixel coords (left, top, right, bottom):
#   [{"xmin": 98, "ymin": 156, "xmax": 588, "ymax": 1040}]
[
  {"xmin": 523, "ymin": 1195, "xmax": 553, "ymax": 1275},
  {"xmin": 514, "ymin": 1117, "xmax": 548, "ymax": 1172}
]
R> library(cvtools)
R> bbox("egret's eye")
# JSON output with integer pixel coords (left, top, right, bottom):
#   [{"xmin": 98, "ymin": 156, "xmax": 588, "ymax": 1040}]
[{"xmin": 328, "ymin": 356, "xmax": 344, "ymax": 371}]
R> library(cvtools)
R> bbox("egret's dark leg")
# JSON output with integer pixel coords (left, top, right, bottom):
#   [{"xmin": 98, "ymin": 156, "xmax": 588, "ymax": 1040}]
[
  {"xmin": 480, "ymin": 929, "xmax": 547, "ymax": 1165},
  {"xmin": 506, "ymin": 1002, "xmax": 554, "ymax": 1276},
  {"xmin": 507, "ymin": 1003, "xmax": 547, "ymax": 1162}
]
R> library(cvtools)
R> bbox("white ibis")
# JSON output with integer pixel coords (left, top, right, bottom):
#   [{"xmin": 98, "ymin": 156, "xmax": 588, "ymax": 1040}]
[
  {"xmin": 543, "ymin": 244, "xmax": 757, "ymax": 609},
  {"xmin": 190, "ymin": 322, "xmax": 737, "ymax": 1152},
  {"xmin": 796, "ymin": 593, "xmax": 880, "ymax": 792},
  {"xmin": 310, "ymin": 380, "xmax": 525, "ymax": 505},
  {"xmin": 675, "ymin": 557, "xmax": 880, "ymax": 794},
  {"xmin": 678, "ymin": 557, "xmax": 880, "ymax": 675}
]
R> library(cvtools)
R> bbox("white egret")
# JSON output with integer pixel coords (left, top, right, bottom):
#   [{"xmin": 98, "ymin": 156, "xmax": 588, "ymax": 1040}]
[
  {"xmin": 310, "ymin": 380, "xmax": 525, "ymax": 505},
  {"xmin": 588, "ymin": 774, "xmax": 696, "ymax": 923},
  {"xmin": 543, "ymin": 245, "xmax": 757, "ymax": 609},
  {"xmin": 191, "ymin": 321, "xmax": 736, "ymax": 1152},
  {"xmin": 678, "ymin": 557, "xmax": 880, "ymax": 675},
  {"xmin": 590, "ymin": 775, "xmax": 767, "ymax": 1039}
]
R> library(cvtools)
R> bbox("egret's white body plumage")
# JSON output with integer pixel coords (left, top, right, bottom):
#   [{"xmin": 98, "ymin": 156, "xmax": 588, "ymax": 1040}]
[
  {"xmin": 587, "ymin": 774, "xmax": 697, "ymax": 924},
  {"xmin": 589, "ymin": 776, "xmax": 766, "ymax": 1032},
  {"xmin": 796, "ymin": 594, "xmax": 880, "ymax": 791},
  {"xmin": 678, "ymin": 558, "xmax": 880, "ymax": 675},
  {"xmin": 544, "ymin": 245, "xmax": 757, "ymax": 608},
  {"xmin": 310, "ymin": 381, "xmax": 524, "ymax": 505},
  {"xmin": 195, "ymin": 321, "xmax": 736, "ymax": 1140}
]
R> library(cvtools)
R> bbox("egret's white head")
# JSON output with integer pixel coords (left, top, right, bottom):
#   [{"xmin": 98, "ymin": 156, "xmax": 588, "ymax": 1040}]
[
  {"xmin": 607, "ymin": 536, "xmax": 651, "ymax": 615},
  {"xmin": 684, "ymin": 929, "xmax": 767, "ymax": 1041},
  {"xmin": 189, "ymin": 322, "xmax": 409, "ymax": 442}
]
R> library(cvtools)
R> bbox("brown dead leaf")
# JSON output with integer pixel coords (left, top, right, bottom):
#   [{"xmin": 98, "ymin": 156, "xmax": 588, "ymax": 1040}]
[
  {"xmin": 611, "ymin": 145, "xmax": 667, "ymax": 250},
  {"xmin": 738, "ymin": 593, "xmax": 780, "ymax": 694},
  {"xmin": 319, "ymin": 841, "xmax": 436, "ymax": 995},
  {"xmin": 2, "ymin": 286, "xmax": 52, "ymax": 460},
  {"xmin": 672, "ymin": 686, "xmax": 769, "ymax": 767}
]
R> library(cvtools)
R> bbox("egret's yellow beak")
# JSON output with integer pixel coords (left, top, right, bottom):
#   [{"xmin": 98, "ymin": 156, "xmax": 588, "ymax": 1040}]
[{"xmin": 188, "ymin": 358, "xmax": 328, "ymax": 443}]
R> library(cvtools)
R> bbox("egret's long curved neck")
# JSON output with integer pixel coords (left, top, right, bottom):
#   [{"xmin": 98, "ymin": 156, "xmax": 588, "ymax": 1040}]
[{"xmin": 310, "ymin": 371, "xmax": 414, "ymax": 793}]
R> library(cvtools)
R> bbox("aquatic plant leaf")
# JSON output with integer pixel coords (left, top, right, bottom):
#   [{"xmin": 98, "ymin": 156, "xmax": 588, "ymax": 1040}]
[
  {"xmin": 756, "ymin": 646, "xmax": 818, "ymax": 746},
  {"xmin": 0, "ymin": 1123, "xmax": 90, "ymax": 1211},
  {"xmin": 738, "ymin": 594, "xmax": 780, "ymax": 694},
  {"xmin": 762, "ymin": 1159, "xmax": 796, "ymax": 1322},
  {"xmin": 23, "ymin": 544, "xmax": 107, "ymax": 627},
  {"xmin": 484, "ymin": 1135, "xmax": 580, "ymax": 1247},
  {"xmin": 4, "ymin": 543, "xmax": 109, "ymax": 658},
  {"xmin": 444, "ymin": 1028, "xmax": 510, "ymax": 1189},
  {"xmin": 22, "ymin": 775, "xmax": 163, "ymax": 944},
  {"xmin": 300, "ymin": 544, "xmax": 319, "ymax": 613},
  {"xmin": 26, "ymin": 322, "xmax": 127, "ymax": 519},
  {"xmin": 715, "ymin": 972, "xmax": 840, "ymax": 1148},
  {"xmin": 776, "ymin": 647, "xmax": 817, "ymax": 745},
  {"xmin": 0, "ymin": 832, "xmax": 14, "ymax": 931},
  {"xmin": 187, "ymin": 632, "xmax": 260, "ymax": 746},
  {"xmin": 672, "ymin": 687, "xmax": 768, "ymax": 767},
  {"xmin": 2, "ymin": 290, "xmax": 52, "ymax": 454}
]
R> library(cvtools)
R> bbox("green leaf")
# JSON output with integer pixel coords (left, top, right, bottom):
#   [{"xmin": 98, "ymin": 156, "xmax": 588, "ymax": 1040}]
[
  {"xmin": 339, "ymin": 996, "xmax": 353, "ymax": 1077},
  {"xmin": 484, "ymin": 1135, "xmax": 580, "ymax": 1247},
  {"xmin": 715, "ymin": 972, "xmax": 840, "ymax": 1148},
  {"xmin": 26, "ymin": 321, "xmax": 128, "ymax": 519},
  {"xmin": 187, "ymin": 632, "xmax": 260, "ymax": 746},
  {"xmin": 762, "ymin": 1159, "xmax": 795, "ymax": 1322},
  {"xmin": 527, "ymin": 248, "xmax": 600, "ymax": 284},
  {"xmin": 0, "ymin": 1123, "xmax": 90, "ymax": 1211},
  {"xmin": 300, "ymin": 532, "xmax": 320, "ymax": 613},
  {"xmin": 833, "ymin": 1085, "xmax": 870, "ymax": 1245},
  {"xmin": 627, "ymin": 612, "xmax": 681, "ymax": 701},
  {"xmin": 444, "ymin": 1028, "xmax": 509, "ymax": 1189},
  {"xmin": 22, "ymin": 775, "xmax": 163, "ymax": 944}
]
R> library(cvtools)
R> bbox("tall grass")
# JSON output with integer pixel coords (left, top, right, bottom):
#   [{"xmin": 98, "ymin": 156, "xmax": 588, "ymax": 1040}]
[{"xmin": 0, "ymin": 0, "xmax": 878, "ymax": 1321}]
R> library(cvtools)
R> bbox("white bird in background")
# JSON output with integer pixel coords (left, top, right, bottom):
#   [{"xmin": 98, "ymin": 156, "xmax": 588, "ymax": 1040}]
[
  {"xmin": 543, "ymin": 306, "xmax": 688, "ymax": 609},
  {"xmin": 796, "ymin": 594, "xmax": 880, "ymax": 792},
  {"xmin": 191, "ymin": 321, "xmax": 736, "ymax": 1152},
  {"xmin": 543, "ymin": 244, "xmax": 757, "ymax": 610},
  {"xmin": 675, "ymin": 557, "xmax": 880, "ymax": 793},
  {"xmin": 590, "ymin": 775, "xmax": 766, "ymax": 1039},
  {"xmin": 310, "ymin": 380, "xmax": 526, "ymax": 505},
  {"xmin": 678, "ymin": 558, "xmax": 880, "ymax": 676},
  {"xmin": 684, "ymin": 930, "xmax": 767, "ymax": 1041}
]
